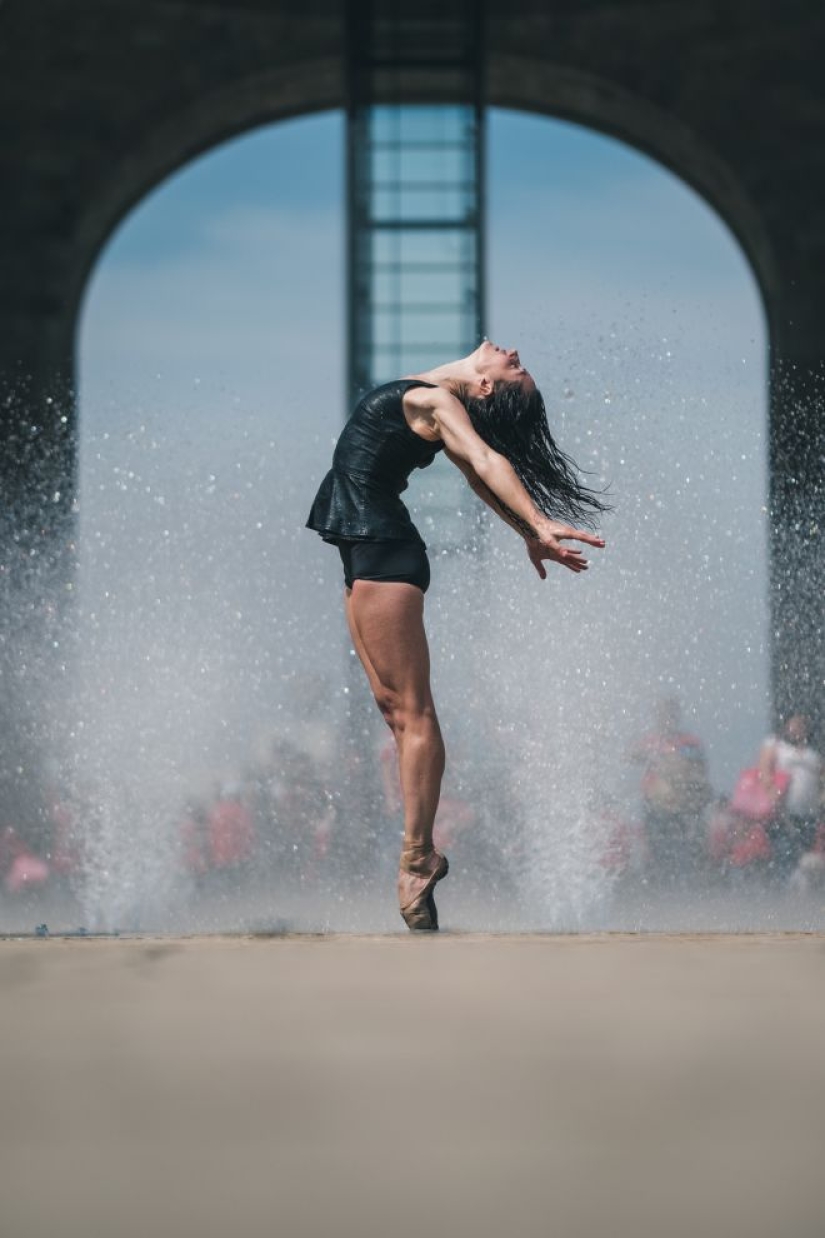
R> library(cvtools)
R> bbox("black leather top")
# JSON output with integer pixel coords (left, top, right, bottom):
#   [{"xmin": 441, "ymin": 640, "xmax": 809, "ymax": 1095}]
[{"xmin": 306, "ymin": 379, "xmax": 443, "ymax": 545}]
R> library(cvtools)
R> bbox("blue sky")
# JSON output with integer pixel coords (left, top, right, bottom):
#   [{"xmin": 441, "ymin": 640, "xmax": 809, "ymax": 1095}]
[
  {"xmin": 104, "ymin": 114, "xmax": 343, "ymax": 265},
  {"xmin": 79, "ymin": 106, "xmax": 766, "ymax": 466},
  {"xmin": 99, "ymin": 108, "xmax": 754, "ymax": 283},
  {"xmin": 76, "ymin": 108, "xmax": 770, "ymax": 810}
]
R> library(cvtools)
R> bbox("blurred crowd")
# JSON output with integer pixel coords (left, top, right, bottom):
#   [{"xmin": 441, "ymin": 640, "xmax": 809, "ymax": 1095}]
[
  {"xmin": 0, "ymin": 734, "xmax": 346, "ymax": 907},
  {"xmin": 0, "ymin": 693, "xmax": 822, "ymax": 909},
  {"xmin": 602, "ymin": 698, "xmax": 825, "ymax": 893},
  {"xmin": 0, "ymin": 716, "xmax": 514, "ymax": 910}
]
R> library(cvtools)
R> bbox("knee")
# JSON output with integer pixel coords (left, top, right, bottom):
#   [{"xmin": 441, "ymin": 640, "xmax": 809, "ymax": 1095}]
[
  {"xmin": 392, "ymin": 698, "xmax": 441, "ymax": 744},
  {"xmin": 372, "ymin": 685, "xmax": 442, "ymax": 748},
  {"xmin": 373, "ymin": 687, "xmax": 401, "ymax": 732}
]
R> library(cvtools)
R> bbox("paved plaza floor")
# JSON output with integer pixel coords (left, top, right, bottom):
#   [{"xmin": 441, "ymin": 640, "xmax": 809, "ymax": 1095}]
[{"xmin": 2, "ymin": 933, "xmax": 825, "ymax": 1238}]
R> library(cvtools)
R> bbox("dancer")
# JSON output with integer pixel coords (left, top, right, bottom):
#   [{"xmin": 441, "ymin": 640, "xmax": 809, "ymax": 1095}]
[{"xmin": 307, "ymin": 341, "xmax": 607, "ymax": 930}]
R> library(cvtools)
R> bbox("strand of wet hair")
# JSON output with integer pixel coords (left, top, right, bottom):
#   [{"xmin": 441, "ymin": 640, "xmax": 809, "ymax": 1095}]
[{"xmin": 463, "ymin": 384, "xmax": 610, "ymax": 529}]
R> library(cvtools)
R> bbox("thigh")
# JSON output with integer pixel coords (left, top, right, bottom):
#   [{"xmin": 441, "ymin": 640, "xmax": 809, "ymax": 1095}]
[
  {"xmin": 344, "ymin": 585, "xmax": 384, "ymax": 704},
  {"xmin": 348, "ymin": 579, "xmax": 434, "ymax": 710}
]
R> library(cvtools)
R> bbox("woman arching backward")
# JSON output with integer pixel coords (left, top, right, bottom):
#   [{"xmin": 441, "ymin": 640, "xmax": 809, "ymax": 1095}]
[{"xmin": 307, "ymin": 341, "xmax": 608, "ymax": 930}]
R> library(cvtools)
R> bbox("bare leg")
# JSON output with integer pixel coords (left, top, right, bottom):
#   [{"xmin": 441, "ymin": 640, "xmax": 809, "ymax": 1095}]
[
  {"xmin": 344, "ymin": 581, "xmax": 445, "ymax": 850},
  {"xmin": 344, "ymin": 581, "xmax": 449, "ymax": 929}
]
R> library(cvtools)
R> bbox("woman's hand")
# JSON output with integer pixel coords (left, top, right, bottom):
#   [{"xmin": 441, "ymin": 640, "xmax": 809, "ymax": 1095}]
[{"xmin": 526, "ymin": 521, "xmax": 606, "ymax": 578}]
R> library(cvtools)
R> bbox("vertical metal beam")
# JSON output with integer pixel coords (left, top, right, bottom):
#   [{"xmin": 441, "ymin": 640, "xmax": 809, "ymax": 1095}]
[
  {"xmin": 344, "ymin": 0, "xmax": 375, "ymax": 408},
  {"xmin": 345, "ymin": 1, "xmax": 487, "ymax": 550}
]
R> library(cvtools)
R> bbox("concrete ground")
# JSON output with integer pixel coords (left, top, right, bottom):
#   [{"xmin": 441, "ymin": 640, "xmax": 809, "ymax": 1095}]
[{"xmin": 2, "ymin": 934, "xmax": 825, "ymax": 1238}]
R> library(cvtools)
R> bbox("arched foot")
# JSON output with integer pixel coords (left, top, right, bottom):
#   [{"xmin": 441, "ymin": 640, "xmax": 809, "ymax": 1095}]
[{"xmin": 398, "ymin": 847, "xmax": 449, "ymax": 932}]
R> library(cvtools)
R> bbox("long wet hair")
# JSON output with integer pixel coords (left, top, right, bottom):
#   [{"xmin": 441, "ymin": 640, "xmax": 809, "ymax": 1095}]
[{"xmin": 455, "ymin": 380, "xmax": 609, "ymax": 532}]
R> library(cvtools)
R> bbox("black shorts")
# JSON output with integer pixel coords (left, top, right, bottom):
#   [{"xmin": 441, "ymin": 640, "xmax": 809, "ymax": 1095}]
[{"xmin": 337, "ymin": 539, "xmax": 431, "ymax": 593}]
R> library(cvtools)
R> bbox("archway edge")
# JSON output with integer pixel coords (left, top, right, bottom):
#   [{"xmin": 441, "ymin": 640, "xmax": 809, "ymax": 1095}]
[
  {"xmin": 71, "ymin": 57, "xmax": 344, "ymax": 335},
  {"xmin": 491, "ymin": 58, "xmax": 778, "ymax": 326},
  {"xmin": 73, "ymin": 54, "xmax": 778, "ymax": 349}
]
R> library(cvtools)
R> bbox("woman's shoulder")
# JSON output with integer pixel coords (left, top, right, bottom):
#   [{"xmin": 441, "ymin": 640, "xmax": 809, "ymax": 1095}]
[
  {"xmin": 398, "ymin": 378, "xmax": 447, "ymax": 408},
  {"xmin": 399, "ymin": 377, "xmax": 439, "ymax": 393},
  {"xmin": 359, "ymin": 378, "xmax": 437, "ymax": 405}
]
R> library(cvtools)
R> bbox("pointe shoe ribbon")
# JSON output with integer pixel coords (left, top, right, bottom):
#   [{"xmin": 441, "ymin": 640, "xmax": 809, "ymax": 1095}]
[{"xmin": 398, "ymin": 846, "xmax": 449, "ymax": 932}]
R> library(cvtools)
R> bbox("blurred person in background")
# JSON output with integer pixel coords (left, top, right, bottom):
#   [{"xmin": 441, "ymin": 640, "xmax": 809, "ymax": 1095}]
[
  {"xmin": 274, "ymin": 747, "xmax": 336, "ymax": 885},
  {"xmin": 595, "ymin": 794, "xmax": 645, "ymax": 882},
  {"xmin": 708, "ymin": 788, "xmax": 774, "ymax": 880},
  {"xmin": 788, "ymin": 785, "xmax": 825, "ymax": 894},
  {"xmin": 759, "ymin": 714, "xmax": 823, "ymax": 878},
  {"xmin": 630, "ymin": 696, "xmax": 713, "ymax": 886},
  {"xmin": 178, "ymin": 798, "xmax": 210, "ymax": 884},
  {"xmin": 250, "ymin": 738, "xmax": 298, "ymax": 874},
  {"xmin": 0, "ymin": 823, "xmax": 50, "ymax": 896},
  {"xmin": 207, "ymin": 781, "xmax": 256, "ymax": 875}
]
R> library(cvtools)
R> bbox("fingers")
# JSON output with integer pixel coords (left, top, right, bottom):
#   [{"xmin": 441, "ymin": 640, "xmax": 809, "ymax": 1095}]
[
  {"xmin": 560, "ymin": 548, "xmax": 588, "ymax": 572},
  {"xmin": 528, "ymin": 546, "xmax": 548, "ymax": 579},
  {"xmin": 536, "ymin": 545, "xmax": 589, "ymax": 571},
  {"xmin": 529, "ymin": 529, "xmax": 604, "ymax": 578},
  {"xmin": 563, "ymin": 529, "xmax": 605, "ymax": 547}
]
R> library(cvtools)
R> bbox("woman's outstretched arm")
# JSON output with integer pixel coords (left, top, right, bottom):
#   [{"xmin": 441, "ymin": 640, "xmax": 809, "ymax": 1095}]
[
  {"xmin": 427, "ymin": 390, "xmax": 604, "ymax": 575},
  {"xmin": 446, "ymin": 447, "xmax": 597, "ymax": 578},
  {"xmin": 444, "ymin": 446, "xmax": 535, "ymax": 538}
]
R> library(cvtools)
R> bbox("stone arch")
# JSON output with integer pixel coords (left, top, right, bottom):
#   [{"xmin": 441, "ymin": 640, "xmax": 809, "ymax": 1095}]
[
  {"xmin": 71, "ymin": 57, "xmax": 777, "ymax": 368},
  {"xmin": 69, "ymin": 59, "xmax": 343, "ymax": 354},
  {"xmin": 491, "ymin": 59, "xmax": 777, "ymax": 331}
]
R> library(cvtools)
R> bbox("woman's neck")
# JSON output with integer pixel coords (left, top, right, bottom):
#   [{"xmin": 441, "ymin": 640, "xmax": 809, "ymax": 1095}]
[{"xmin": 406, "ymin": 355, "xmax": 478, "ymax": 391}]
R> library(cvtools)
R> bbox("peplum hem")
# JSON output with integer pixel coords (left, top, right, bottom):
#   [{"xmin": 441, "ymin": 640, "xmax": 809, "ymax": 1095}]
[{"xmin": 306, "ymin": 468, "xmax": 424, "ymax": 545}]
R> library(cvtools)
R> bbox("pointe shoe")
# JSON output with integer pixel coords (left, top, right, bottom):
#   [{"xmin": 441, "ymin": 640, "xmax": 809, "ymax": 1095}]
[{"xmin": 398, "ymin": 846, "xmax": 449, "ymax": 932}]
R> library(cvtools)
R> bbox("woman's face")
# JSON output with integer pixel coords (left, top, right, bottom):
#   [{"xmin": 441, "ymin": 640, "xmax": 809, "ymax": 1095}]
[{"xmin": 475, "ymin": 340, "xmax": 536, "ymax": 392}]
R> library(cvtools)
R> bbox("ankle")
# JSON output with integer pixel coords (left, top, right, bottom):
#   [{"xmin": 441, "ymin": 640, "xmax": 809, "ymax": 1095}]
[{"xmin": 400, "ymin": 843, "xmax": 439, "ymax": 875}]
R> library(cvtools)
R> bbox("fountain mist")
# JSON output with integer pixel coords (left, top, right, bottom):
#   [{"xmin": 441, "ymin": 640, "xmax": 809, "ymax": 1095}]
[{"xmin": 2, "ymin": 112, "xmax": 820, "ymax": 934}]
